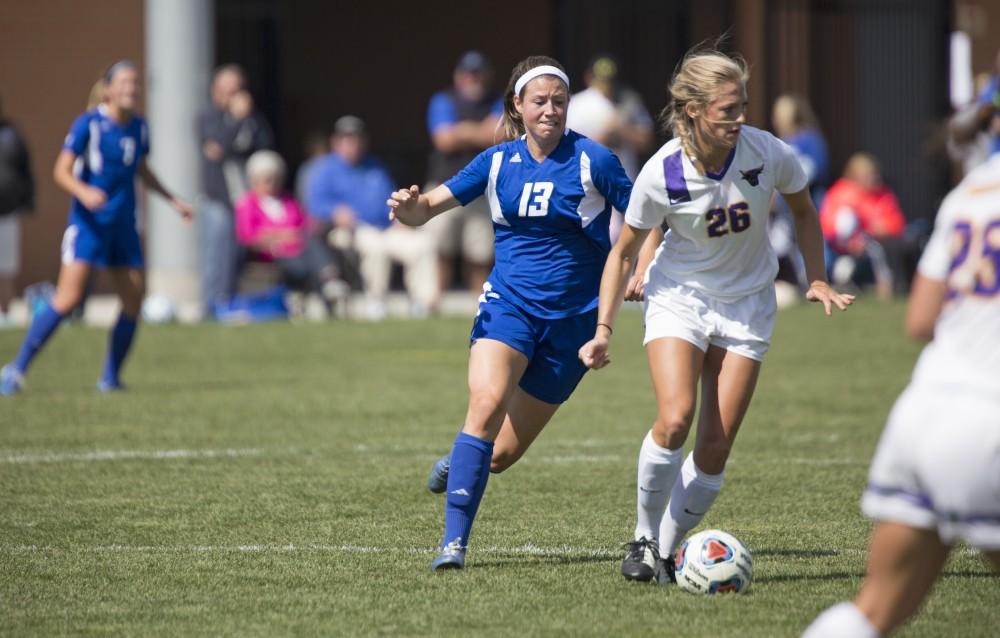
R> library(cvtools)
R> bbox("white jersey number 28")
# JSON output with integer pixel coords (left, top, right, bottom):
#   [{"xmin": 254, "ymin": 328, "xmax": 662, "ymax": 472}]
[{"xmin": 518, "ymin": 182, "xmax": 554, "ymax": 217}]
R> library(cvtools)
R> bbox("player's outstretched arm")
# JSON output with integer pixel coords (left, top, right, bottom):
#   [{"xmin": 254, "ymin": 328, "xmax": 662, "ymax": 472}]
[
  {"xmin": 785, "ymin": 188, "xmax": 855, "ymax": 315},
  {"xmin": 53, "ymin": 149, "xmax": 107, "ymax": 212},
  {"xmin": 387, "ymin": 184, "xmax": 458, "ymax": 227},
  {"xmin": 138, "ymin": 160, "xmax": 193, "ymax": 220},
  {"xmin": 579, "ymin": 223, "xmax": 652, "ymax": 369}
]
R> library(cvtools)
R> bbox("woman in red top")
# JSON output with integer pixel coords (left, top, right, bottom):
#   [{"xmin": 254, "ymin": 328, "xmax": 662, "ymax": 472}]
[{"xmin": 819, "ymin": 153, "xmax": 909, "ymax": 298}]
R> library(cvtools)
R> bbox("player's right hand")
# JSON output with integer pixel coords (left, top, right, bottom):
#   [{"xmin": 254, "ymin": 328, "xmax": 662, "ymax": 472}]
[
  {"xmin": 387, "ymin": 185, "xmax": 426, "ymax": 226},
  {"xmin": 578, "ymin": 337, "xmax": 611, "ymax": 370},
  {"xmin": 79, "ymin": 186, "xmax": 108, "ymax": 212}
]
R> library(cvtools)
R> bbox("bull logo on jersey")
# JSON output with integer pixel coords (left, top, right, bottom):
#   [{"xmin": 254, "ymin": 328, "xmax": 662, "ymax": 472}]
[{"xmin": 739, "ymin": 164, "xmax": 764, "ymax": 187}]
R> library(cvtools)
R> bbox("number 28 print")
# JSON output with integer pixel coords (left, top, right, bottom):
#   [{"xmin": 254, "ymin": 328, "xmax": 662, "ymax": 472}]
[{"xmin": 947, "ymin": 218, "xmax": 1000, "ymax": 297}]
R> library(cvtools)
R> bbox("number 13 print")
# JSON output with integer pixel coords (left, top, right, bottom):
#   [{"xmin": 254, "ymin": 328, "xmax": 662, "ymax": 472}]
[{"xmin": 518, "ymin": 182, "xmax": 554, "ymax": 217}]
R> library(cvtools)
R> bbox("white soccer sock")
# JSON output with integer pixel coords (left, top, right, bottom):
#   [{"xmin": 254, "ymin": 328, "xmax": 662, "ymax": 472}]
[
  {"xmin": 633, "ymin": 430, "xmax": 684, "ymax": 542},
  {"xmin": 659, "ymin": 453, "xmax": 724, "ymax": 555},
  {"xmin": 802, "ymin": 602, "xmax": 880, "ymax": 638}
]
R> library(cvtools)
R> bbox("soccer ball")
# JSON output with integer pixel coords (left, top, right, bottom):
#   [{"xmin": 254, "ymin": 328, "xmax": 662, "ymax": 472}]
[
  {"xmin": 674, "ymin": 529, "xmax": 753, "ymax": 595},
  {"xmin": 141, "ymin": 294, "xmax": 176, "ymax": 324}
]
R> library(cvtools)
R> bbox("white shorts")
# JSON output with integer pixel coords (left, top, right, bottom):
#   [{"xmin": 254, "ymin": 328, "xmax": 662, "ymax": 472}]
[
  {"xmin": 423, "ymin": 185, "xmax": 494, "ymax": 263},
  {"xmin": 642, "ymin": 275, "xmax": 776, "ymax": 361},
  {"xmin": 862, "ymin": 383, "xmax": 1000, "ymax": 550},
  {"xmin": 0, "ymin": 215, "xmax": 20, "ymax": 275}
]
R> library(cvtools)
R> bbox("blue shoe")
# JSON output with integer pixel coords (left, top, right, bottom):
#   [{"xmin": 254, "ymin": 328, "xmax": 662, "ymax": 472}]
[
  {"xmin": 431, "ymin": 538, "xmax": 466, "ymax": 570},
  {"xmin": 0, "ymin": 364, "xmax": 24, "ymax": 396},
  {"xmin": 96, "ymin": 378, "xmax": 127, "ymax": 393},
  {"xmin": 427, "ymin": 455, "xmax": 450, "ymax": 493}
]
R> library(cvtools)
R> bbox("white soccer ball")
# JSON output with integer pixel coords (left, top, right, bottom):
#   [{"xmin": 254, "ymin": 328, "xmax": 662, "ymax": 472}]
[
  {"xmin": 141, "ymin": 294, "xmax": 176, "ymax": 324},
  {"xmin": 674, "ymin": 529, "xmax": 753, "ymax": 595}
]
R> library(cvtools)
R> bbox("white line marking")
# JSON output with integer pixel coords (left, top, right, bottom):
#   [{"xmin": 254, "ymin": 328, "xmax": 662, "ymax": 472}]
[
  {"xmin": 2, "ymin": 544, "xmax": 984, "ymax": 558},
  {"xmin": 0, "ymin": 448, "xmax": 262, "ymax": 464},
  {"xmin": 4, "ymin": 544, "xmax": 620, "ymax": 557},
  {"xmin": 524, "ymin": 455, "xmax": 624, "ymax": 464}
]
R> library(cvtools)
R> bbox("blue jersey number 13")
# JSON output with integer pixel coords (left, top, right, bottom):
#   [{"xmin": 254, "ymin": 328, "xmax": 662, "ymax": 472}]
[{"xmin": 518, "ymin": 182, "xmax": 554, "ymax": 217}]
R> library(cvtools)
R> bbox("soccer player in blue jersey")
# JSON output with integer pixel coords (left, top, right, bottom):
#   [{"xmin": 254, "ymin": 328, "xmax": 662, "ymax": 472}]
[
  {"xmin": 578, "ymin": 46, "xmax": 854, "ymax": 584},
  {"xmin": 0, "ymin": 61, "xmax": 192, "ymax": 396},
  {"xmin": 388, "ymin": 56, "xmax": 632, "ymax": 570}
]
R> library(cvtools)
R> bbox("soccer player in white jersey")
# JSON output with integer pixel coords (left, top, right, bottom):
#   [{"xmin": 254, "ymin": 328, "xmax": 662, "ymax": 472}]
[
  {"xmin": 388, "ymin": 56, "xmax": 632, "ymax": 570},
  {"xmin": 803, "ymin": 153, "xmax": 1000, "ymax": 637},
  {"xmin": 578, "ymin": 46, "xmax": 854, "ymax": 583},
  {"xmin": 0, "ymin": 62, "xmax": 192, "ymax": 396}
]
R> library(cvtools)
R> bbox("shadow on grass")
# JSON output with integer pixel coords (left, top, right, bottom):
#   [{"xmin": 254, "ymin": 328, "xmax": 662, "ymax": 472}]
[
  {"xmin": 471, "ymin": 554, "xmax": 617, "ymax": 569},
  {"xmin": 756, "ymin": 571, "xmax": 863, "ymax": 584},
  {"xmin": 754, "ymin": 548, "xmax": 839, "ymax": 558},
  {"xmin": 758, "ymin": 569, "xmax": 997, "ymax": 585}
]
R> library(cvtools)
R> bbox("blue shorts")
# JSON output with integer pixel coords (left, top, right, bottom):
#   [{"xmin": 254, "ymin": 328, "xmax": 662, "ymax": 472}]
[
  {"xmin": 61, "ymin": 222, "xmax": 143, "ymax": 269},
  {"xmin": 470, "ymin": 291, "xmax": 596, "ymax": 405}
]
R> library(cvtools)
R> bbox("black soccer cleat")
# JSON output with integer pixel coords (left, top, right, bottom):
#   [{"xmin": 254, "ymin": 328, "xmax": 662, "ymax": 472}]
[
  {"xmin": 654, "ymin": 555, "xmax": 677, "ymax": 585},
  {"xmin": 621, "ymin": 536, "xmax": 660, "ymax": 582}
]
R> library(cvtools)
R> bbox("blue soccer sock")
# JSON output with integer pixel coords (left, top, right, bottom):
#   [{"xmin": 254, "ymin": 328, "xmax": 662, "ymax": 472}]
[
  {"xmin": 13, "ymin": 302, "xmax": 66, "ymax": 374},
  {"xmin": 100, "ymin": 313, "xmax": 138, "ymax": 385},
  {"xmin": 441, "ymin": 431, "xmax": 494, "ymax": 549}
]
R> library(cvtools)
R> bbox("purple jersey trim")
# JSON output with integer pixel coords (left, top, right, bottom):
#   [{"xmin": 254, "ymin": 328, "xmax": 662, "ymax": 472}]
[
  {"xmin": 705, "ymin": 146, "xmax": 737, "ymax": 180},
  {"xmin": 663, "ymin": 151, "xmax": 690, "ymax": 204},
  {"xmin": 866, "ymin": 483, "xmax": 934, "ymax": 510}
]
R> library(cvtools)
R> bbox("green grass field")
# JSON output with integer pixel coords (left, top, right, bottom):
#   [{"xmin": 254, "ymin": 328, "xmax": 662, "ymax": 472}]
[{"xmin": 1, "ymin": 300, "xmax": 997, "ymax": 637}]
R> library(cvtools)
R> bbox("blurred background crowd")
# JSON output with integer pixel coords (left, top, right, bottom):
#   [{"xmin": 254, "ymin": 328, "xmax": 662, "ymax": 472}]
[{"xmin": 0, "ymin": 0, "xmax": 997, "ymax": 324}]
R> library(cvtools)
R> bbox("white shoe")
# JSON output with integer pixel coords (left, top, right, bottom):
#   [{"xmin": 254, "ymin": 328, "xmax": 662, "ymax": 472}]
[{"xmin": 363, "ymin": 299, "xmax": 387, "ymax": 322}]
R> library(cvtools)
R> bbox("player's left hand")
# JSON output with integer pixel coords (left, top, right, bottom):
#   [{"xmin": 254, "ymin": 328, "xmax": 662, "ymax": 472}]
[
  {"xmin": 578, "ymin": 336, "xmax": 611, "ymax": 370},
  {"xmin": 624, "ymin": 273, "xmax": 645, "ymax": 301},
  {"xmin": 806, "ymin": 280, "xmax": 855, "ymax": 316},
  {"xmin": 172, "ymin": 198, "xmax": 195, "ymax": 221}
]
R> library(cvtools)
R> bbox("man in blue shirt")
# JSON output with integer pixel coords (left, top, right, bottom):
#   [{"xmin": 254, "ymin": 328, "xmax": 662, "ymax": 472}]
[
  {"xmin": 423, "ymin": 52, "xmax": 504, "ymax": 299},
  {"xmin": 306, "ymin": 116, "xmax": 436, "ymax": 319}
]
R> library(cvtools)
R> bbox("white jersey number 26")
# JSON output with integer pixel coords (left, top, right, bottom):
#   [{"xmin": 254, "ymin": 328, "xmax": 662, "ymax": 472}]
[{"xmin": 518, "ymin": 182, "xmax": 554, "ymax": 217}]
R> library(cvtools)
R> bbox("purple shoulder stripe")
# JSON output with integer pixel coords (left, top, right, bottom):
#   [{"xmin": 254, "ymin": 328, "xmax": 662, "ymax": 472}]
[{"xmin": 663, "ymin": 151, "xmax": 690, "ymax": 204}]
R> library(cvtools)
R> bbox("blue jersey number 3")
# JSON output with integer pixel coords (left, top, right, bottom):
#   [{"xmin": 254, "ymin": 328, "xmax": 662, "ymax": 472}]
[{"xmin": 518, "ymin": 182, "xmax": 554, "ymax": 217}]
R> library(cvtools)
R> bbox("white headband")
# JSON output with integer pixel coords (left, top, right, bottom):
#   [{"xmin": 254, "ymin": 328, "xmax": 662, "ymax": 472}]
[{"xmin": 514, "ymin": 65, "xmax": 570, "ymax": 95}]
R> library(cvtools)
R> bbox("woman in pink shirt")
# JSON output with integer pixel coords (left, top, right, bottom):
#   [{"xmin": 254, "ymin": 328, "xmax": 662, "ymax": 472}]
[{"xmin": 235, "ymin": 151, "xmax": 347, "ymax": 310}]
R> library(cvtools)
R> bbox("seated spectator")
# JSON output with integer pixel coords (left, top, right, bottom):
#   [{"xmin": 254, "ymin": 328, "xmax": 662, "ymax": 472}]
[
  {"xmin": 306, "ymin": 116, "xmax": 437, "ymax": 320},
  {"xmin": 768, "ymin": 94, "xmax": 830, "ymax": 298},
  {"xmin": 235, "ymin": 150, "xmax": 347, "ymax": 315},
  {"xmin": 819, "ymin": 153, "xmax": 909, "ymax": 299}
]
